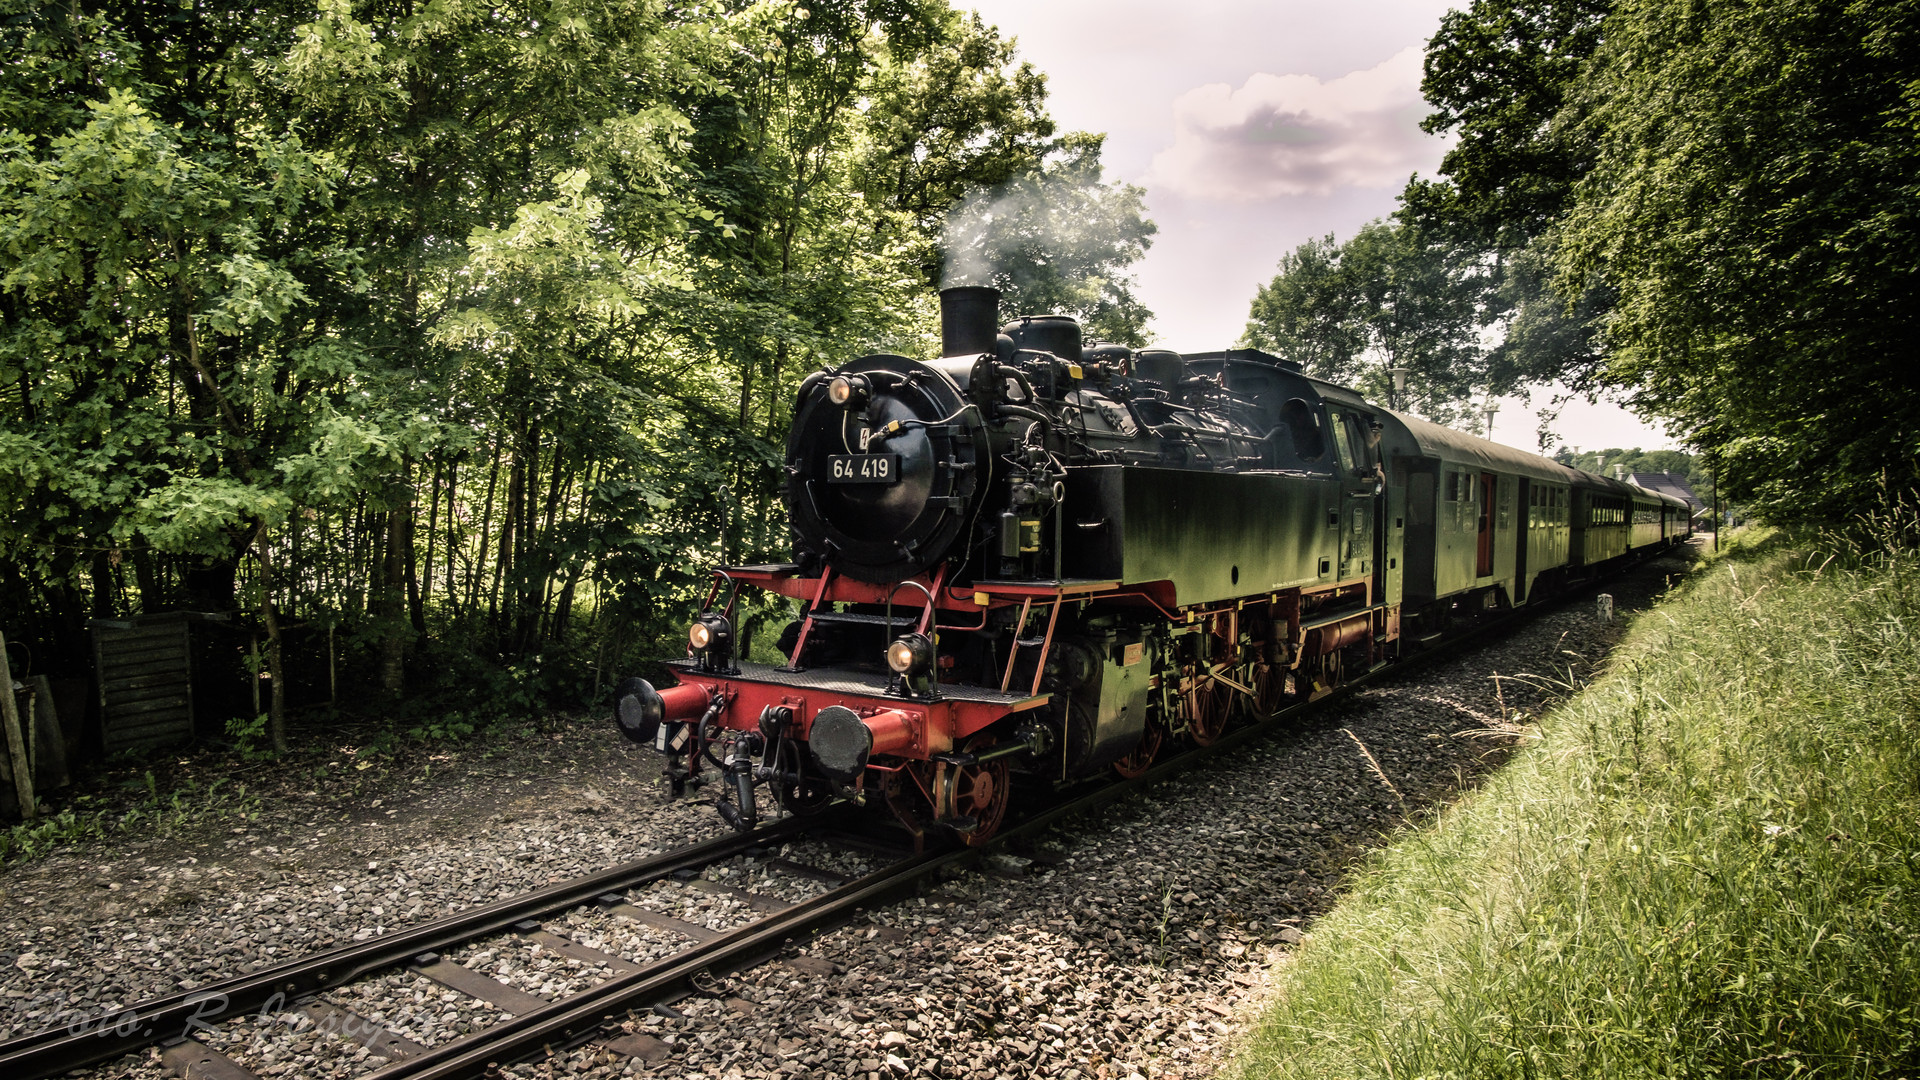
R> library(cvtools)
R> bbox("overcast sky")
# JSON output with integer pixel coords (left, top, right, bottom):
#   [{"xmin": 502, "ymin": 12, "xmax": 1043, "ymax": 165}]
[{"xmin": 963, "ymin": 0, "xmax": 1678, "ymax": 454}]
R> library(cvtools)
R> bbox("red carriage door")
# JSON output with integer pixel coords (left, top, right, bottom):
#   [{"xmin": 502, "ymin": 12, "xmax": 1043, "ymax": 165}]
[{"xmin": 1476, "ymin": 472, "xmax": 1495, "ymax": 577}]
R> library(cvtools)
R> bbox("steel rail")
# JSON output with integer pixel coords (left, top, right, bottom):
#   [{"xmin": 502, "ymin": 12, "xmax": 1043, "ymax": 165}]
[
  {"xmin": 0, "ymin": 814, "xmax": 826, "ymax": 1079},
  {"xmin": 360, "ymin": 850, "xmax": 950, "ymax": 1079},
  {"xmin": 356, "ymin": 718, "xmax": 1264, "ymax": 1080}
]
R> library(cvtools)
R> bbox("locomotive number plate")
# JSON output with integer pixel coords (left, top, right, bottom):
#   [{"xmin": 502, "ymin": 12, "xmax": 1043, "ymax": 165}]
[{"xmin": 827, "ymin": 454, "xmax": 901, "ymax": 484}]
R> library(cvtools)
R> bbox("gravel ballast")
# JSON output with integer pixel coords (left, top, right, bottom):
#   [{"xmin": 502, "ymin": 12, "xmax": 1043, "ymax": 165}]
[{"xmin": 1, "ymin": 545, "xmax": 1696, "ymax": 1078}]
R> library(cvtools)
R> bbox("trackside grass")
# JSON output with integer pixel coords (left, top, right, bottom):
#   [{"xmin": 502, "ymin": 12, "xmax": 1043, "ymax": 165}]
[{"xmin": 1232, "ymin": 530, "xmax": 1920, "ymax": 1079}]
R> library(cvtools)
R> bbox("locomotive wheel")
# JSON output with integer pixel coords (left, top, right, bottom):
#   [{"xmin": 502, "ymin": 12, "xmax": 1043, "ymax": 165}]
[
  {"xmin": 1251, "ymin": 660, "xmax": 1289, "ymax": 717},
  {"xmin": 1181, "ymin": 666, "xmax": 1230, "ymax": 746},
  {"xmin": 933, "ymin": 737, "xmax": 1011, "ymax": 846},
  {"xmin": 1111, "ymin": 721, "xmax": 1164, "ymax": 779}
]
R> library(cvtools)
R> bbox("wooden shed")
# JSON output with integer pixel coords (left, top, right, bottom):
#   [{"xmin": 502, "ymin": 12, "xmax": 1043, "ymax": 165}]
[{"xmin": 90, "ymin": 612, "xmax": 227, "ymax": 753}]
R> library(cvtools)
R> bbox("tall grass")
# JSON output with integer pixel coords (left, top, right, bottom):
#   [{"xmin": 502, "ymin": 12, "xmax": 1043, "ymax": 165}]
[{"xmin": 1235, "ymin": 526, "xmax": 1920, "ymax": 1079}]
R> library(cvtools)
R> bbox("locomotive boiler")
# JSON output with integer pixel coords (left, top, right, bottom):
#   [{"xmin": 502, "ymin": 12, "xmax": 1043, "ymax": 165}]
[{"xmin": 612, "ymin": 287, "xmax": 1691, "ymax": 844}]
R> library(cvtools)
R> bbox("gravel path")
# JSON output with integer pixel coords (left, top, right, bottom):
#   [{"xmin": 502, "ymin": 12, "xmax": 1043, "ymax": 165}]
[{"xmin": 1, "ymin": 544, "xmax": 1697, "ymax": 1079}]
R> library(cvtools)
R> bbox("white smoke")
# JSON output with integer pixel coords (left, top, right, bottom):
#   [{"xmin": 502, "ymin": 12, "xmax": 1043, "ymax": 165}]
[
  {"xmin": 937, "ymin": 149, "xmax": 1153, "ymax": 309},
  {"xmin": 940, "ymin": 185, "xmax": 1041, "ymax": 291}
]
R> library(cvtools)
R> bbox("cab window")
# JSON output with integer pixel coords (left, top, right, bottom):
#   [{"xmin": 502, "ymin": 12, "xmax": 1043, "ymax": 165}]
[
  {"xmin": 1329, "ymin": 410, "xmax": 1357, "ymax": 471},
  {"xmin": 1328, "ymin": 410, "xmax": 1374, "ymax": 475},
  {"xmin": 1280, "ymin": 398, "xmax": 1324, "ymax": 460}
]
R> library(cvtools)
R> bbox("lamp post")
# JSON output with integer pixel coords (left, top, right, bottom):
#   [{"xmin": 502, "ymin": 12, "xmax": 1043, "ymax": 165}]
[
  {"xmin": 1387, "ymin": 367, "xmax": 1410, "ymax": 411},
  {"xmin": 1481, "ymin": 401, "xmax": 1498, "ymax": 443}
]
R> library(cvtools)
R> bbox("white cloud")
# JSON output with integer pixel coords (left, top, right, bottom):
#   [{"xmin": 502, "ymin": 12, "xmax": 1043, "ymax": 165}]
[{"xmin": 1146, "ymin": 47, "xmax": 1448, "ymax": 201}]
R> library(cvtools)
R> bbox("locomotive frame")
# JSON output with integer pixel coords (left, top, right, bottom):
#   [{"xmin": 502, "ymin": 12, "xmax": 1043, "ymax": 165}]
[{"xmin": 613, "ymin": 288, "xmax": 1692, "ymax": 846}]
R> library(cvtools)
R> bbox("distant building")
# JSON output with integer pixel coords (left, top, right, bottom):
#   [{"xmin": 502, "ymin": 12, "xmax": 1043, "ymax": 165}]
[{"xmin": 1629, "ymin": 471, "xmax": 1705, "ymax": 513}]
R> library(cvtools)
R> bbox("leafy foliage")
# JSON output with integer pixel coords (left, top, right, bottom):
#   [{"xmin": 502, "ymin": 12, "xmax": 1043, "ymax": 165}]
[
  {"xmin": 1398, "ymin": 0, "xmax": 1920, "ymax": 521},
  {"xmin": 1395, "ymin": 0, "xmax": 1617, "ymax": 414},
  {"xmin": 1407, "ymin": 0, "xmax": 1611, "ymax": 251},
  {"xmin": 1553, "ymin": 446, "xmax": 1712, "ymax": 507},
  {"xmin": 0, "ymin": 1, "xmax": 1147, "ymax": 744},
  {"xmin": 1242, "ymin": 220, "xmax": 1495, "ymax": 428},
  {"xmin": 1554, "ymin": 0, "xmax": 1920, "ymax": 523},
  {"xmin": 1240, "ymin": 235, "xmax": 1365, "ymax": 377}
]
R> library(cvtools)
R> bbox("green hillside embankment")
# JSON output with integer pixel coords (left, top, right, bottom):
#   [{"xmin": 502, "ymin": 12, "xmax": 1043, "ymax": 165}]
[{"xmin": 1233, "ymin": 527, "xmax": 1920, "ymax": 1079}]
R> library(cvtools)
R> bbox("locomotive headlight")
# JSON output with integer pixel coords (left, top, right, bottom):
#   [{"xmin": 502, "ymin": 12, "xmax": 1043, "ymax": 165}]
[
  {"xmin": 828, "ymin": 374, "xmax": 871, "ymax": 410},
  {"xmin": 886, "ymin": 633, "xmax": 935, "ymax": 676},
  {"xmin": 688, "ymin": 613, "xmax": 732, "ymax": 657}
]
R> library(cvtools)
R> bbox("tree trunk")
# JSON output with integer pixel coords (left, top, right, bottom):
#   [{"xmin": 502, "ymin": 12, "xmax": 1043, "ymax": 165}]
[
  {"xmin": 549, "ymin": 459, "xmax": 594, "ymax": 642},
  {"xmin": 421, "ymin": 458, "xmax": 440, "ymax": 614},
  {"xmin": 493, "ymin": 438, "xmax": 520, "ymax": 634},
  {"xmin": 405, "ymin": 462, "xmax": 426, "ymax": 637},
  {"xmin": 250, "ymin": 526, "xmax": 290, "ymax": 754},
  {"xmin": 497, "ymin": 410, "xmax": 531, "ymax": 642},
  {"xmin": 532, "ymin": 451, "xmax": 571, "ymax": 643},
  {"xmin": 470, "ymin": 436, "xmax": 502, "ymax": 619},
  {"xmin": 443, "ymin": 458, "xmax": 461, "ymax": 620},
  {"xmin": 95, "ymin": 550, "xmax": 121, "ymax": 619},
  {"xmin": 379, "ymin": 480, "xmax": 412, "ymax": 698}
]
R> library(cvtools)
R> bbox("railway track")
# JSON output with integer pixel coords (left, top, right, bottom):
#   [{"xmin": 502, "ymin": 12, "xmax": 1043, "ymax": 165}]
[
  {"xmin": 0, "ymin": 562, "xmax": 1663, "ymax": 1080},
  {"xmin": 1, "ymin": 688, "xmax": 1331, "ymax": 1080},
  {"xmin": 0, "ymin": 816, "xmax": 832, "ymax": 1079}
]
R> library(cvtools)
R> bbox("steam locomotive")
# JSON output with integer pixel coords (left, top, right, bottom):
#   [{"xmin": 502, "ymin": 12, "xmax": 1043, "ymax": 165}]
[{"xmin": 613, "ymin": 287, "xmax": 1692, "ymax": 844}]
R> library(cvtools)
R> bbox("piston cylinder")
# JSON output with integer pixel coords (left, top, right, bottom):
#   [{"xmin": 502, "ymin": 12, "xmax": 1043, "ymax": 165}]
[{"xmin": 1304, "ymin": 612, "xmax": 1373, "ymax": 656}]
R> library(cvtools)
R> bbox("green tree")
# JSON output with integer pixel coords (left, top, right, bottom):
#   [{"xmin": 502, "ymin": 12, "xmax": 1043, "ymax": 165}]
[
  {"xmin": 1242, "ymin": 220, "xmax": 1491, "ymax": 427},
  {"xmin": 855, "ymin": 8, "xmax": 1055, "ymax": 281},
  {"xmin": 1399, "ymin": 0, "xmax": 1615, "ymax": 405},
  {"xmin": 1342, "ymin": 221, "xmax": 1489, "ymax": 426},
  {"xmin": 1242, "ymin": 235, "xmax": 1367, "ymax": 377},
  {"xmin": 1553, "ymin": 446, "xmax": 1711, "ymax": 506},
  {"xmin": 0, "ymin": 0, "xmax": 1093, "ymax": 752},
  {"xmin": 0, "ymin": 82, "xmax": 431, "ymax": 750},
  {"xmin": 1556, "ymin": 0, "xmax": 1920, "ymax": 522},
  {"xmin": 1407, "ymin": 0, "xmax": 1611, "ymax": 250}
]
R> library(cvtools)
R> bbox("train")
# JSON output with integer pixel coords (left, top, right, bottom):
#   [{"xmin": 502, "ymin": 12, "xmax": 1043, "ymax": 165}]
[{"xmin": 612, "ymin": 287, "xmax": 1692, "ymax": 845}]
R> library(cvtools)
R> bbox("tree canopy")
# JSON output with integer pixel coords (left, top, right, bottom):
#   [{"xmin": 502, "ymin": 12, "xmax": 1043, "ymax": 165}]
[
  {"xmin": 1241, "ymin": 220, "xmax": 1495, "ymax": 429},
  {"xmin": 1555, "ymin": 0, "xmax": 1920, "ymax": 523}
]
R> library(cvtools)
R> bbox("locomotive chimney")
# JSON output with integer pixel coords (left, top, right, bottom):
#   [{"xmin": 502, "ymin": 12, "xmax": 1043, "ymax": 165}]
[{"xmin": 940, "ymin": 286, "xmax": 1001, "ymax": 358}]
